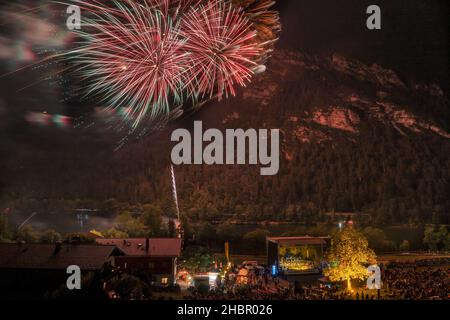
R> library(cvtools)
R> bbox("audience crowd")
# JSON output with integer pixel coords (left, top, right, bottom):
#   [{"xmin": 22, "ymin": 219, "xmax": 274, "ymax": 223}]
[{"xmin": 186, "ymin": 258, "xmax": 449, "ymax": 300}]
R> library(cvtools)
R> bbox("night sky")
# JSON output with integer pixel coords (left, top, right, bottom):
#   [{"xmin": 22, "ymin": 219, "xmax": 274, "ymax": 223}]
[
  {"xmin": 275, "ymin": 0, "xmax": 448, "ymax": 86},
  {"xmin": 1, "ymin": 0, "xmax": 448, "ymax": 121},
  {"xmin": 0, "ymin": 0, "xmax": 448, "ymax": 169}
]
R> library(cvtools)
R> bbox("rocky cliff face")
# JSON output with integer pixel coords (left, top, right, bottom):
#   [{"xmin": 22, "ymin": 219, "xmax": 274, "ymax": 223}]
[{"xmin": 224, "ymin": 49, "xmax": 450, "ymax": 145}]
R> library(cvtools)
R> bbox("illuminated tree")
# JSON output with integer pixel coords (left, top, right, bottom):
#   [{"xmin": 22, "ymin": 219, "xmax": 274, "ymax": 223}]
[{"xmin": 324, "ymin": 228, "xmax": 376, "ymax": 291}]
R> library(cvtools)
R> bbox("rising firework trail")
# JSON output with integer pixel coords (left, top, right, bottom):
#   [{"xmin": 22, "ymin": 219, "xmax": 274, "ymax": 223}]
[
  {"xmin": 17, "ymin": 212, "xmax": 38, "ymax": 231},
  {"xmin": 170, "ymin": 164, "xmax": 181, "ymax": 221}
]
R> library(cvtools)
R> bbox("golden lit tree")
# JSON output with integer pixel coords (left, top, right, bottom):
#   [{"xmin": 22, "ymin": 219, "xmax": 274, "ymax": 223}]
[{"xmin": 324, "ymin": 228, "xmax": 376, "ymax": 291}]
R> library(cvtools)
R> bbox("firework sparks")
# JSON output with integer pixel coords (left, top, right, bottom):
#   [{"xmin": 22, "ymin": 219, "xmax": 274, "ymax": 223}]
[
  {"xmin": 232, "ymin": 0, "xmax": 281, "ymax": 63},
  {"xmin": 61, "ymin": 0, "xmax": 280, "ymax": 127},
  {"xmin": 146, "ymin": 0, "xmax": 202, "ymax": 18},
  {"xmin": 182, "ymin": 0, "xmax": 261, "ymax": 100},
  {"xmin": 63, "ymin": 0, "xmax": 193, "ymax": 127}
]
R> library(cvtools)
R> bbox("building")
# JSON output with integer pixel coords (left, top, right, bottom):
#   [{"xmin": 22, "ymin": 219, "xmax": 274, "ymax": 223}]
[
  {"xmin": 96, "ymin": 238, "xmax": 182, "ymax": 285},
  {"xmin": 0, "ymin": 242, "xmax": 122, "ymax": 299},
  {"xmin": 267, "ymin": 236, "xmax": 330, "ymax": 275}
]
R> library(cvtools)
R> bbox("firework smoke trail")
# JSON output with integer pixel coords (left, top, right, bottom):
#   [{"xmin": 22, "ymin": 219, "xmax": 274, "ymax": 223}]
[
  {"xmin": 182, "ymin": 0, "xmax": 261, "ymax": 100},
  {"xmin": 170, "ymin": 164, "xmax": 181, "ymax": 221}
]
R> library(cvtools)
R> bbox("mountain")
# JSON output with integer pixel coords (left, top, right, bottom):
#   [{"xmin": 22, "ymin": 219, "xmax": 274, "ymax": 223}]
[
  {"xmin": 2, "ymin": 49, "xmax": 449, "ymax": 226},
  {"xmin": 223, "ymin": 49, "xmax": 449, "ymax": 139}
]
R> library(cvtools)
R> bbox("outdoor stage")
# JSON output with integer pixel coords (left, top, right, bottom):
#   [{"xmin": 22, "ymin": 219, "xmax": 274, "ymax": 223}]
[{"xmin": 267, "ymin": 236, "xmax": 330, "ymax": 277}]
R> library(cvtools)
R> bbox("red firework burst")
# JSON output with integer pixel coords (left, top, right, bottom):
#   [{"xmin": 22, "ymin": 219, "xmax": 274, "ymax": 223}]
[
  {"xmin": 69, "ymin": 0, "xmax": 193, "ymax": 126},
  {"xmin": 64, "ymin": 0, "xmax": 278, "ymax": 127},
  {"xmin": 147, "ymin": 0, "xmax": 202, "ymax": 17},
  {"xmin": 182, "ymin": 0, "xmax": 261, "ymax": 100}
]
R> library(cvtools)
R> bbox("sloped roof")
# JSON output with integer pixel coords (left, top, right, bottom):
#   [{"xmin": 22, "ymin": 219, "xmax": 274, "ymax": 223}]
[
  {"xmin": 0, "ymin": 243, "xmax": 120, "ymax": 271},
  {"xmin": 267, "ymin": 236, "xmax": 329, "ymax": 246},
  {"xmin": 95, "ymin": 238, "xmax": 182, "ymax": 257}
]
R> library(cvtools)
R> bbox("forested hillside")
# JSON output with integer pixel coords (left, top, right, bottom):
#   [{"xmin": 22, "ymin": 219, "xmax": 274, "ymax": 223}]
[{"xmin": 2, "ymin": 50, "xmax": 449, "ymax": 226}]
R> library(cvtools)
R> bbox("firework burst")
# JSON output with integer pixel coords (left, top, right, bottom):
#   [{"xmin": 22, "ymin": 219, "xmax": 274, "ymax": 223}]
[
  {"xmin": 64, "ymin": 0, "xmax": 195, "ymax": 127},
  {"xmin": 146, "ymin": 0, "xmax": 202, "ymax": 17},
  {"xmin": 182, "ymin": 0, "xmax": 261, "ymax": 100},
  {"xmin": 62, "ymin": 0, "xmax": 280, "ymax": 127},
  {"xmin": 232, "ymin": 0, "xmax": 281, "ymax": 63}
]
